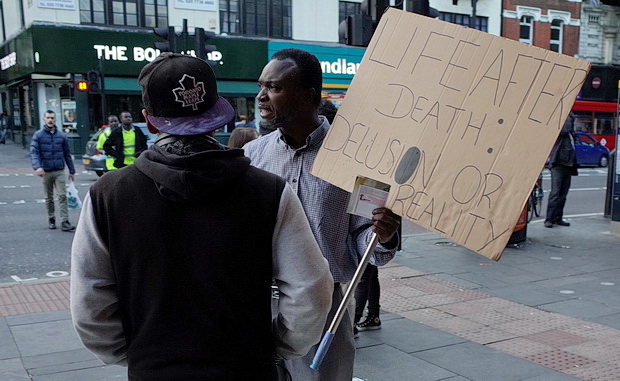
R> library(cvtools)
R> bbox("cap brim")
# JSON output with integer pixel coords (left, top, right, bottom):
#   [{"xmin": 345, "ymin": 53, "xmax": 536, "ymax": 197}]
[{"xmin": 146, "ymin": 97, "xmax": 235, "ymax": 136}]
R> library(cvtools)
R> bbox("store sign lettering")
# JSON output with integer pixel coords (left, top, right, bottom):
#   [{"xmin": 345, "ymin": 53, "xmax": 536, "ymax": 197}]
[
  {"xmin": 320, "ymin": 58, "xmax": 360, "ymax": 76},
  {"xmin": 0, "ymin": 52, "xmax": 16, "ymax": 70},
  {"xmin": 93, "ymin": 44, "xmax": 222, "ymax": 63}
]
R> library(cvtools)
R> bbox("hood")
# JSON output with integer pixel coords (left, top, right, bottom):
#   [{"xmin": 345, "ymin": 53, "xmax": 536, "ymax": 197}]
[{"xmin": 134, "ymin": 144, "xmax": 250, "ymax": 202}]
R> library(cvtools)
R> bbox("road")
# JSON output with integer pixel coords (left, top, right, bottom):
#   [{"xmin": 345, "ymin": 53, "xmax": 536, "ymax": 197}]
[
  {"xmin": 397, "ymin": 167, "xmax": 609, "ymax": 235},
  {"xmin": 0, "ymin": 162, "xmax": 611, "ymax": 285}
]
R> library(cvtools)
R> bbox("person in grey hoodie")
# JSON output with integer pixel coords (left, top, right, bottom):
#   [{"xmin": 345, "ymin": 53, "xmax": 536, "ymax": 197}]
[{"xmin": 70, "ymin": 53, "xmax": 333, "ymax": 380}]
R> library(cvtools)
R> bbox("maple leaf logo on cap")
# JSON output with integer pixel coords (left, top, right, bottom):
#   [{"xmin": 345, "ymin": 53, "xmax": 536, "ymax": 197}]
[{"xmin": 172, "ymin": 74, "xmax": 206, "ymax": 111}]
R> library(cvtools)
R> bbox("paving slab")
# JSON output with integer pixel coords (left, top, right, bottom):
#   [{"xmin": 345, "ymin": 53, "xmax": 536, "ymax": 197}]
[
  {"xmin": 0, "ymin": 318, "xmax": 20, "ymax": 360},
  {"xmin": 354, "ymin": 344, "xmax": 456, "ymax": 381},
  {"xmin": 5, "ymin": 310, "xmax": 71, "ymax": 326},
  {"xmin": 357, "ymin": 317, "xmax": 467, "ymax": 354},
  {"xmin": 31, "ymin": 364, "xmax": 127, "ymax": 381},
  {"xmin": 10, "ymin": 319, "xmax": 84, "ymax": 357},
  {"xmin": 0, "ymin": 358, "xmax": 29, "ymax": 380},
  {"xmin": 414, "ymin": 342, "xmax": 574, "ymax": 381}
]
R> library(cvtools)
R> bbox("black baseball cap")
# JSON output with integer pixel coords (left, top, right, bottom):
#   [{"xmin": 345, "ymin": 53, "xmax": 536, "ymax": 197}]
[{"xmin": 138, "ymin": 53, "xmax": 234, "ymax": 135}]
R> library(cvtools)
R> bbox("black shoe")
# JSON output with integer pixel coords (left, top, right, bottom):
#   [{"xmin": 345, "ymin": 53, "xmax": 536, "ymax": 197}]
[
  {"xmin": 357, "ymin": 315, "xmax": 381, "ymax": 331},
  {"xmin": 555, "ymin": 219, "xmax": 570, "ymax": 226},
  {"xmin": 544, "ymin": 220, "xmax": 553, "ymax": 228},
  {"xmin": 353, "ymin": 326, "xmax": 359, "ymax": 339},
  {"xmin": 48, "ymin": 219, "xmax": 56, "ymax": 230},
  {"xmin": 61, "ymin": 221, "xmax": 75, "ymax": 231}
]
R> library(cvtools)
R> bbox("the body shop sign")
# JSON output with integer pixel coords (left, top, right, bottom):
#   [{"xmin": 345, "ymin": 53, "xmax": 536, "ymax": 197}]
[{"xmin": 31, "ymin": 26, "xmax": 266, "ymax": 80}]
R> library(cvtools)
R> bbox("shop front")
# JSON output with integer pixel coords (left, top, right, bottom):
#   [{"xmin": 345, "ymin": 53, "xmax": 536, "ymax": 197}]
[{"xmin": 0, "ymin": 23, "xmax": 268, "ymax": 153}]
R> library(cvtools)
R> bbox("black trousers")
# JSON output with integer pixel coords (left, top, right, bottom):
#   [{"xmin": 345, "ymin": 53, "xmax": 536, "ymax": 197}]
[
  {"xmin": 354, "ymin": 264, "xmax": 380, "ymax": 321},
  {"xmin": 546, "ymin": 165, "xmax": 572, "ymax": 223}
]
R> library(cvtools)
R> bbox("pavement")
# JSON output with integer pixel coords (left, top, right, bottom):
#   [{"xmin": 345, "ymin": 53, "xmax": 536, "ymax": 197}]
[{"xmin": 2, "ymin": 140, "xmax": 620, "ymax": 380}]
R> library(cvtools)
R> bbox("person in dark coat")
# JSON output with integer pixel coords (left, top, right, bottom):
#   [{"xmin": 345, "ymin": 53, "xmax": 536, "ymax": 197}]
[{"xmin": 544, "ymin": 113, "xmax": 578, "ymax": 228}]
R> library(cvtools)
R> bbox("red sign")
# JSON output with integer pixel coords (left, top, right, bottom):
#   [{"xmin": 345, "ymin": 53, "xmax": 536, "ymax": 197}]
[{"xmin": 592, "ymin": 77, "xmax": 601, "ymax": 89}]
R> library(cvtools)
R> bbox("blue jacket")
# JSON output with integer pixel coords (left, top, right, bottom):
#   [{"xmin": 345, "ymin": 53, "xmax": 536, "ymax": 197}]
[{"xmin": 30, "ymin": 126, "xmax": 76, "ymax": 174}]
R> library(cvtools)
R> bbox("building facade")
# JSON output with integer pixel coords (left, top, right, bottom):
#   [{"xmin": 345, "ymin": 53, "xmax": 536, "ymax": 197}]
[{"xmin": 0, "ymin": 0, "xmax": 503, "ymax": 152}]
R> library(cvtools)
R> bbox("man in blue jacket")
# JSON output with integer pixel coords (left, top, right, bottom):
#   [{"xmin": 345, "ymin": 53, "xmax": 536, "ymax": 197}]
[{"xmin": 30, "ymin": 110, "xmax": 76, "ymax": 231}]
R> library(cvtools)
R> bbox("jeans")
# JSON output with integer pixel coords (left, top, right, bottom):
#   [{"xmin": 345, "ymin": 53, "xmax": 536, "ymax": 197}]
[
  {"xmin": 354, "ymin": 264, "xmax": 380, "ymax": 321},
  {"xmin": 545, "ymin": 165, "xmax": 572, "ymax": 223},
  {"xmin": 42, "ymin": 170, "xmax": 68, "ymax": 222}
]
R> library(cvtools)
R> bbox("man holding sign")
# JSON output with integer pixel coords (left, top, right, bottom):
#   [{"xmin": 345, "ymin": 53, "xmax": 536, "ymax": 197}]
[{"xmin": 244, "ymin": 48, "xmax": 401, "ymax": 380}]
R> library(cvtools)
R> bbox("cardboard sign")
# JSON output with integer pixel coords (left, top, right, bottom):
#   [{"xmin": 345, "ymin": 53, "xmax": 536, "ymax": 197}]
[{"xmin": 312, "ymin": 8, "xmax": 591, "ymax": 260}]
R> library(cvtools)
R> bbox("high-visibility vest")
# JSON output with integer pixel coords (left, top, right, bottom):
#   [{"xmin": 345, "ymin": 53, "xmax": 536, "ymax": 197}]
[
  {"xmin": 96, "ymin": 127, "xmax": 117, "ymax": 171},
  {"xmin": 122, "ymin": 128, "xmax": 138, "ymax": 166}
]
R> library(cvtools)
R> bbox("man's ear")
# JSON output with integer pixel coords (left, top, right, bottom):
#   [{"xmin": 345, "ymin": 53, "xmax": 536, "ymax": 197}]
[
  {"xmin": 142, "ymin": 109, "xmax": 159, "ymax": 134},
  {"xmin": 305, "ymin": 88, "xmax": 316, "ymax": 105}
]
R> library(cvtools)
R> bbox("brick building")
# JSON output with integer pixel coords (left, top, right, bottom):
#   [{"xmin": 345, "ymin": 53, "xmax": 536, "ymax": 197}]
[{"xmin": 502, "ymin": 0, "xmax": 581, "ymax": 56}]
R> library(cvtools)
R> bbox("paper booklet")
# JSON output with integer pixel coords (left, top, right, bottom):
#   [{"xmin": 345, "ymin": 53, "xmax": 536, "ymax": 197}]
[{"xmin": 347, "ymin": 176, "xmax": 391, "ymax": 219}]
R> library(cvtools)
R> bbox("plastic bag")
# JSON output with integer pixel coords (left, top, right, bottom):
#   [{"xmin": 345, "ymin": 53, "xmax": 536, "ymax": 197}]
[{"xmin": 67, "ymin": 181, "xmax": 82, "ymax": 209}]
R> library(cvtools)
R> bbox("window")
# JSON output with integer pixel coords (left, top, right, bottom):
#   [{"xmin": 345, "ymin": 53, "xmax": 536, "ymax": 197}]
[
  {"xmin": 219, "ymin": 0, "xmax": 291, "ymax": 38},
  {"xmin": 550, "ymin": 19, "xmax": 563, "ymax": 53},
  {"xmin": 519, "ymin": 15, "xmax": 533, "ymax": 45},
  {"xmin": 439, "ymin": 12, "xmax": 488, "ymax": 32},
  {"xmin": 339, "ymin": 1, "xmax": 361, "ymax": 43},
  {"xmin": 80, "ymin": 0, "xmax": 168, "ymax": 28}
]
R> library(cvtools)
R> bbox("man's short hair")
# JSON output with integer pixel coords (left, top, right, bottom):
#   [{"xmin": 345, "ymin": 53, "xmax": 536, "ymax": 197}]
[
  {"xmin": 272, "ymin": 48, "xmax": 322, "ymax": 107},
  {"xmin": 45, "ymin": 110, "xmax": 55, "ymax": 115}
]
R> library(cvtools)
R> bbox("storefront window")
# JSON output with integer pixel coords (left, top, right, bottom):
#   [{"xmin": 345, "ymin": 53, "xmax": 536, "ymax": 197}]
[
  {"xmin": 80, "ymin": 0, "xmax": 168, "ymax": 28},
  {"xmin": 219, "ymin": 0, "xmax": 291, "ymax": 38}
]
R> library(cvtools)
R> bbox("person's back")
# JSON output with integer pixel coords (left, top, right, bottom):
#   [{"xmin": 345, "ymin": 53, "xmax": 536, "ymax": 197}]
[{"xmin": 87, "ymin": 144, "xmax": 286, "ymax": 378}]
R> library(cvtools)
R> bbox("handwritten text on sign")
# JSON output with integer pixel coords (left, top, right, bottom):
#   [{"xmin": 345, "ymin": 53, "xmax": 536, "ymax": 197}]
[{"xmin": 312, "ymin": 8, "xmax": 590, "ymax": 260}]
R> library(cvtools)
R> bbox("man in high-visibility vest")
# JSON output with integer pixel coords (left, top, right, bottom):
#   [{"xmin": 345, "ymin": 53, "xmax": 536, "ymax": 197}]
[
  {"xmin": 103, "ymin": 111, "xmax": 148, "ymax": 169},
  {"xmin": 97, "ymin": 115, "xmax": 120, "ymax": 171}
]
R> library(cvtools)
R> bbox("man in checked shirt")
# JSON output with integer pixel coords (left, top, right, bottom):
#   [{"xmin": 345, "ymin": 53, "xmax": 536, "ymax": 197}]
[{"xmin": 244, "ymin": 48, "xmax": 401, "ymax": 381}]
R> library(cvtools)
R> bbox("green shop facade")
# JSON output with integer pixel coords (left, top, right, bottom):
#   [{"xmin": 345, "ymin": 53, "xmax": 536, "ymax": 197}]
[{"xmin": 0, "ymin": 23, "xmax": 365, "ymax": 154}]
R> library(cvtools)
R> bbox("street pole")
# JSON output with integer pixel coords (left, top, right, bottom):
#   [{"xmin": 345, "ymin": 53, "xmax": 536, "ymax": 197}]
[
  {"xmin": 181, "ymin": 19, "xmax": 189, "ymax": 54},
  {"xmin": 99, "ymin": 57, "xmax": 107, "ymax": 123}
]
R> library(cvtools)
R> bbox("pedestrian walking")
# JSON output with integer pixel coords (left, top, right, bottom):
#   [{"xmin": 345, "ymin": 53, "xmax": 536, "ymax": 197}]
[
  {"xmin": 102, "ymin": 111, "xmax": 147, "ymax": 169},
  {"xmin": 70, "ymin": 53, "xmax": 333, "ymax": 380},
  {"xmin": 244, "ymin": 48, "xmax": 401, "ymax": 381},
  {"xmin": 545, "ymin": 113, "xmax": 578, "ymax": 228},
  {"xmin": 30, "ymin": 110, "xmax": 76, "ymax": 231}
]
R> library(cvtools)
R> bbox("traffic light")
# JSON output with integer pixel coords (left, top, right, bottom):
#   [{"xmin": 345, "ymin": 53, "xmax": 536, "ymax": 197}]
[
  {"xmin": 195, "ymin": 27, "xmax": 217, "ymax": 64},
  {"xmin": 153, "ymin": 26, "xmax": 177, "ymax": 53},
  {"xmin": 86, "ymin": 70, "xmax": 101, "ymax": 94},
  {"xmin": 75, "ymin": 80, "xmax": 88, "ymax": 92}
]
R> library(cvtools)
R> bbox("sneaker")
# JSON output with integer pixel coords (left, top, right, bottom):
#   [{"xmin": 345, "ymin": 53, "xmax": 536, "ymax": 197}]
[
  {"xmin": 48, "ymin": 219, "xmax": 56, "ymax": 230},
  {"xmin": 356, "ymin": 315, "xmax": 381, "ymax": 331},
  {"xmin": 544, "ymin": 220, "xmax": 553, "ymax": 228},
  {"xmin": 555, "ymin": 219, "xmax": 570, "ymax": 226},
  {"xmin": 61, "ymin": 221, "xmax": 75, "ymax": 232}
]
